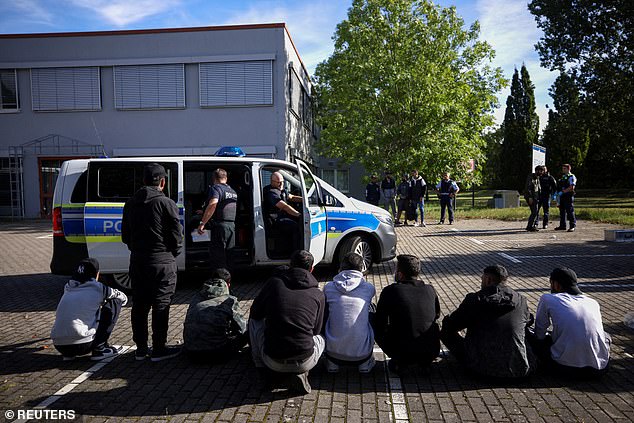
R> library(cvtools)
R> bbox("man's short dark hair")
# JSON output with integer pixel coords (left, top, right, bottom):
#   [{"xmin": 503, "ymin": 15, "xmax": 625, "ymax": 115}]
[
  {"xmin": 290, "ymin": 250, "xmax": 314, "ymax": 270},
  {"xmin": 535, "ymin": 165, "xmax": 544, "ymax": 172},
  {"xmin": 212, "ymin": 268, "xmax": 231, "ymax": 282},
  {"xmin": 396, "ymin": 254, "xmax": 420, "ymax": 278},
  {"xmin": 340, "ymin": 252, "xmax": 364, "ymax": 272},
  {"xmin": 483, "ymin": 265, "xmax": 509, "ymax": 285},
  {"xmin": 213, "ymin": 168, "xmax": 227, "ymax": 182}
]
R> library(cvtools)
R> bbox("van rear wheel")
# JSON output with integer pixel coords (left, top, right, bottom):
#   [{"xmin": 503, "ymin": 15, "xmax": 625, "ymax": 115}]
[
  {"xmin": 103, "ymin": 273, "xmax": 132, "ymax": 295},
  {"xmin": 339, "ymin": 235, "xmax": 373, "ymax": 274}
]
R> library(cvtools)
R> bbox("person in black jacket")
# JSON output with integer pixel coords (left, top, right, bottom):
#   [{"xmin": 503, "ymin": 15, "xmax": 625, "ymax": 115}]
[
  {"xmin": 373, "ymin": 254, "xmax": 441, "ymax": 373},
  {"xmin": 122, "ymin": 163, "xmax": 183, "ymax": 362},
  {"xmin": 440, "ymin": 265, "xmax": 535, "ymax": 379},
  {"xmin": 537, "ymin": 166, "xmax": 557, "ymax": 229},
  {"xmin": 365, "ymin": 175, "xmax": 381, "ymax": 206},
  {"xmin": 249, "ymin": 250, "xmax": 325, "ymax": 394}
]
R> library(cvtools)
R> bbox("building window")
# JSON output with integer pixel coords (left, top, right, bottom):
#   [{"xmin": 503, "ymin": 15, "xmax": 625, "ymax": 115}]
[
  {"xmin": 31, "ymin": 67, "xmax": 101, "ymax": 111},
  {"xmin": 321, "ymin": 168, "xmax": 349, "ymax": 193},
  {"xmin": 114, "ymin": 64, "xmax": 185, "ymax": 110},
  {"xmin": 0, "ymin": 69, "xmax": 19, "ymax": 111},
  {"xmin": 199, "ymin": 60, "xmax": 273, "ymax": 107},
  {"xmin": 289, "ymin": 68, "xmax": 314, "ymax": 133}
]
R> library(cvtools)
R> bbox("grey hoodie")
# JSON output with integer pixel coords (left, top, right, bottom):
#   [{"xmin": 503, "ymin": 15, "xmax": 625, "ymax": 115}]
[{"xmin": 323, "ymin": 270, "xmax": 376, "ymax": 361}]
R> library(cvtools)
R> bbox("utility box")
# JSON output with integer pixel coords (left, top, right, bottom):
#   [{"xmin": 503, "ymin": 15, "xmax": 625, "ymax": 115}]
[
  {"xmin": 605, "ymin": 229, "xmax": 634, "ymax": 242},
  {"xmin": 493, "ymin": 190, "xmax": 520, "ymax": 208}
]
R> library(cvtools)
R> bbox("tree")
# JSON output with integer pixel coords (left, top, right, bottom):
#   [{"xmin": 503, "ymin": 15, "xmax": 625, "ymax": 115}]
[
  {"xmin": 529, "ymin": 0, "xmax": 634, "ymax": 186},
  {"xmin": 481, "ymin": 126, "xmax": 504, "ymax": 188},
  {"xmin": 541, "ymin": 73, "xmax": 590, "ymax": 173},
  {"xmin": 499, "ymin": 65, "xmax": 539, "ymax": 192},
  {"xmin": 314, "ymin": 0, "xmax": 505, "ymax": 184}
]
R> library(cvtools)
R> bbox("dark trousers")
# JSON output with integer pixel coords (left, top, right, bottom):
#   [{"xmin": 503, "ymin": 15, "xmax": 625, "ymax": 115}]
[
  {"xmin": 537, "ymin": 196, "xmax": 551, "ymax": 227},
  {"xmin": 527, "ymin": 199, "xmax": 539, "ymax": 228},
  {"xmin": 375, "ymin": 325, "xmax": 440, "ymax": 366},
  {"xmin": 396, "ymin": 198, "xmax": 409, "ymax": 222},
  {"xmin": 185, "ymin": 333, "xmax": 248, "ymax": 363},
  {"xmin": 208, "ymin": 221, "xmax": 235, "ymax": 272},
  {"xmin": 130, "ymin": 261, "xmax": 177, "ymax": 349},
  {"xmin": 440, "ymin": 328, "xmax": 467, "ymax": 363},
  {"xmin": 559, "ymin": 194, "xmax": 576, "ymax": 228},
  {"xmin": 276, "ymin": 217, "xmax": 301, "ymax": 253},
  {"xmin": 54, "ymin": 298, "xmax": 123, "ymax": 357},
  {"xmin": 439, "ymin": 196, "xmax": 454, "ymax": 222}
]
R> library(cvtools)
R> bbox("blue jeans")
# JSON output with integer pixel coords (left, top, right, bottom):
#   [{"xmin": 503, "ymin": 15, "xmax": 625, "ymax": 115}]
[{"xmin": 415, "ymin": 198, "xmax": 425, "ymax": 223}]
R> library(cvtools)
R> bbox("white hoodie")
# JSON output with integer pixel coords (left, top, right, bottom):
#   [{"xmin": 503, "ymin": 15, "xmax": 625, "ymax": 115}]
[
  {"xmin": 51, "ymin": 279, "xmax": 127, "ymax": 346},
  {"xmin": 323, "ymin": 270, "xmax": 376, "ymax": 361}
]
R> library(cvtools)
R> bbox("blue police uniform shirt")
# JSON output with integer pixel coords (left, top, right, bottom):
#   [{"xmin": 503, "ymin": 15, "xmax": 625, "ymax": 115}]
[
  {"xmin": 263, "ymin": 185, "xmax": 292, "ymax": 219},
  {"xmin": 208, "ymin": 183, "xmax": 237, "ymax": 222},
  {"xmin": 436, "ymin": 179, "xmax": 458, "ymax": 195}
]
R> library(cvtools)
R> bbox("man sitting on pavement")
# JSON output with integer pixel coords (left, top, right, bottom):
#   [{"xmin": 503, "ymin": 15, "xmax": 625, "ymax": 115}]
[
  {"xmin": 530, "ymin": 267, "xmax": 611, "ymax": 378},
  {"xmin": 373, "ymin": 254, "xmax": 441, "ymax": 373},
  {"xmin": 249, "ymin": 250, "xmax": 325, "ymax": 394},
  {"xmin": 323, "ymin": 253, "xmax": 376, "ymax": 373},
  {"xmin": 440, "ymin": 265, "xmax": 535, "ymax": 379},
  {"xmin": 183, "ymin": 268, "xmax": 247, "ymax": 362},
  {"xmin": 51, "ymin": 258, "xmax": 127, "ymax": 361}
]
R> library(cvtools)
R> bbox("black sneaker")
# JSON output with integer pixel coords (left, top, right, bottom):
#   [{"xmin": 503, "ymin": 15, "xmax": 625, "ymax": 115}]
[
  {"xmin": 554, "ymin": 226, "xmax": 566, "ymax": 231},
  {"xmin": 290, "ymin": 372, "xmax": 311, "ymax": 395},
  {"xmin": 526, "ymin": 227, "xmax": 539, "ymax": 232},
  {"xmin": 91, "ymin": 345, "xmax": 122, "ymax": 361},
  {"xmin": 150, "ymin": 346, "xmax": 181, "ymax": 362},
  {"xmin": 135, "ymin": 346, "xmax": 150, "ymax": 361}
]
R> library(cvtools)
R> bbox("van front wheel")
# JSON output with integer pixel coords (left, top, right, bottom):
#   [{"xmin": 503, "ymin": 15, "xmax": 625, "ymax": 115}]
[{"xmin": 339, "ymin": 236, "xmax": 373, "ymax": 274}]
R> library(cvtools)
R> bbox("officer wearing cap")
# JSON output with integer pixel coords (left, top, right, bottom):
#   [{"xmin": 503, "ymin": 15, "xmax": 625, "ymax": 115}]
[
  {"xmin": 122, "ymin": 163, "xmax": 183, "ymax": 362},
  {"xmin": 531, "ymin": 267, "xmax": 611, "ymax": 378},
  {"xmin": 197, "ymin": 168, "xmax": 238, "ymax": 273},
  {"xmin": 554, "ymin": 164, "xmax": 577, "ymax": 232}
]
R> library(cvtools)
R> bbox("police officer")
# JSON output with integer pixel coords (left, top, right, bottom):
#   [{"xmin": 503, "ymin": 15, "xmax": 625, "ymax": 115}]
[
  {"xmin": 263, "ymin": 171, "xmax": 303, "ymax": 254},
  {"xmin": 197, "ymin": 168, "xmax": 238, "ymax": 272},
  {"xmin": 435, "ymin": 172, "xmax": 459, "ymax": 224},
  {"xmin": 537, "ymin": 165, "xmax": 557, "ymax": 229},
  {"xmin": 122, "ymin": 163, "xmax": 183, "ymax": 362},
  {"xmin": 555, "ymin": 163, "xmax": 577, "ymax": 232}
]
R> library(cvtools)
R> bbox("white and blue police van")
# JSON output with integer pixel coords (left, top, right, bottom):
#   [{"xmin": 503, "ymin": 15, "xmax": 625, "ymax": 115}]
[{"xmin": 50, "ymin": 149, "xmax": 397, "ymax": 289}]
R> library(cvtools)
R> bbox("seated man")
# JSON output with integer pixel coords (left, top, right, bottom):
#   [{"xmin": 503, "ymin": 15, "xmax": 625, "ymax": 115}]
[
  {"xmin": 531, "ymin": 267, "xmax": 610, "ymax": 378},
  {"xmin": 249, "ymin": 250, "xmax": 325, "ymax": 394},
  {"xmin": 51, "ymin": 258, "xmax": 127, "ymax": 361},
  {"xmin": 441, "ymin": 265, "xmax": 534, "ymax": 379},
  {"xmin": 262, "ymin": 171, "xmax": 302, "ymax": 254},
  {"xmin": 183, "ymin": 268, "xmax": 247, "ymax": 361},
  {"xmin": 374, "ymin": 254, "xmax": 441, "ymax": 373},
  {"xmin": 323, "ymin": 253, "xmax": 376, "ymax": 373}
]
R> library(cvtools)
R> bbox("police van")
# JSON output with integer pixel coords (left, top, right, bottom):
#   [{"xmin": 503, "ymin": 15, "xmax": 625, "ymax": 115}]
[{"xmin": 51, "ymin": 152, "xmax": 397, "ymax": 289}]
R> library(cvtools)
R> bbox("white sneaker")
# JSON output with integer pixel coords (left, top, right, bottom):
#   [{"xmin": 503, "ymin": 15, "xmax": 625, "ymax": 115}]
[
  {"xmin": 325, "ymin": 357, "xmax": 340, "ymax": 373},
  {"xmin": 421, "ymin": 222, "xmax": 427, "ymax": 227},
  {"xmin": 358, "ymin": 355, "xmax": 376, "ymax": 373}
]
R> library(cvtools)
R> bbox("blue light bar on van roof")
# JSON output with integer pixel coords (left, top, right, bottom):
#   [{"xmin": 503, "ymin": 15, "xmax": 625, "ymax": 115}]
[{"xmin": 215, "ymin": 146, "xmax": 246, "ymax": 157}]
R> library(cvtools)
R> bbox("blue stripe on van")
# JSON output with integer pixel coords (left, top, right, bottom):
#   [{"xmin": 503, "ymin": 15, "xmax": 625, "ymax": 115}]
[{"xmin": 325, "ymin": 210, "xmax": 380, "ymax": 233}]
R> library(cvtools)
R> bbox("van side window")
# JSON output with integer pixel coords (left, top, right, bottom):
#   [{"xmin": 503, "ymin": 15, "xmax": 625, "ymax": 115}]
[
  {"xmin": 321, "ymin": 187, "xmax": 343, "ymax": 207},
  {"xmin": 87, "ymin": 162, "xmax": 178, "ymax": 202},
  {"xmin": 98, "ymin": 167, "xmax": 137, "ymax": 199},
  {"xmin": 70, "ymin": 171, "xmax": 87, "ymax": 203}
]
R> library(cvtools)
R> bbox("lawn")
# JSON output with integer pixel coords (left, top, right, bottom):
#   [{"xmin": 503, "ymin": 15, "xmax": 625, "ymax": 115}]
[{"xmin": 407, "ymin": 189, "xmax": 634, "ymax": 227}]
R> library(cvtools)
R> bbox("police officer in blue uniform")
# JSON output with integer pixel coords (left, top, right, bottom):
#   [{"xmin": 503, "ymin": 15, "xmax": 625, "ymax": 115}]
[
  {"xmin": 198, "ymin": 168, "xmax": 238, "ymax": 271},
  {"xmin": 554, "ymin": 163, "xmax": 577, "ymax": 232},
  {"xmin": 435, "ymin": 172, "xmax": 460, "ymax": 224}
]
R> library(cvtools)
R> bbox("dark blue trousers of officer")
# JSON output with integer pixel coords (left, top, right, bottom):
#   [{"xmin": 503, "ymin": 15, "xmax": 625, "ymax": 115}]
[
  {"xmin": 439, "ymin": 196, "xmax": 454, "ymax": 223},
  {"xmin": 559, "ymin": 193, "xmax": 576, "ymax": 229}
]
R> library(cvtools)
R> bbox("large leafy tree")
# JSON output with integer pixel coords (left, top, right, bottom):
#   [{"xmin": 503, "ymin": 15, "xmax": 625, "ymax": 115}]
[
  {"xmin": 314, "ymin": 0, "xmax": 505, "ymax": 184},
  {"xmin": 541, "ymin": 73, "xmax": 590, "ymax": 173},
  {"xmin": 500, "ymin": 65, "xmax": 539, "ymax": 192},
  {"xmin": 529, "ymin": 0, "xmax": 634, "ymax": 186}
]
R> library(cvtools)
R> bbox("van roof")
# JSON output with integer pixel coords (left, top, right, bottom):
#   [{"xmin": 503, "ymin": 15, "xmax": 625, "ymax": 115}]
[{"xmin": 83, "ymin": 156, "xmax": 297, "ymax": 166}]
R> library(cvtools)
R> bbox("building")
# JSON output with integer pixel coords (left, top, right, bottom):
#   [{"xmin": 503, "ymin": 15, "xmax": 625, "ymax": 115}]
[{"xmin": 0, "ymin": 23, "xmax": 330, "ymax": 218}]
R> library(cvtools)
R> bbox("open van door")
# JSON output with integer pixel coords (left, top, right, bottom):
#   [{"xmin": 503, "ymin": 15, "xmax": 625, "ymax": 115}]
[{"xmin": 297, "ymin": 160, "xmax": 327, "ymax": 264}]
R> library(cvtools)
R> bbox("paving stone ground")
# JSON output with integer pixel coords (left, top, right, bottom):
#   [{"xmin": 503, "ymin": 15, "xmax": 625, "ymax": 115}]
[{"xmin": 0, "ymin": 218, "xmax": 633, "ymax": 422}]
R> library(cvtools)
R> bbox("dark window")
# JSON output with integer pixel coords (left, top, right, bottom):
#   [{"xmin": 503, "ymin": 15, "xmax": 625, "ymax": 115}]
[
  {"xmin": 70, "ymin": 171, "xmax": 88, "ymax": 203},
  {"xmin": 0, "ymin": 69, "xmax": 18, "ymax": 110},
  {"xmin": 88, "ymin": 162, "xmax": 178, "ymax": 202}
]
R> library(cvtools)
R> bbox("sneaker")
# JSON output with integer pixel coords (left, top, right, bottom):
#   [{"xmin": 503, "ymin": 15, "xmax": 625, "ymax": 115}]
[
  {"xmin": 421, "ymin": 222, "xmax": 426, "ymax": 227},
  {"xmin": 291, "ymin": 372, "xmax": 311, "ymax": 395},
  {"xmin": 449, "ymin": 221, "xmax": 453, "ymax": 225},
  {"xmin": 91, "ymin": 345, "xmax": 122, "ymax": 361},
  {"xmin": 543, "ymin": 224, "xmax": 548, "ymax": 229},
  {"xmin": 526, "ymin": 227, "xmax": 539, "ymax": 232},
  {"xmin": 395, "ymin": 221, "xmax": 402, "ymax": 226},
  {"xmin": 325, "ymin": 357, "xmax": 340, "ymax": 373},
  {"xmin": 438, "ymin": 221, "xmax": 444, "ymax": 225},
  {"xmin": 62, "ymin": 356, "xmax": 76, "ymax": 362},
  {"xmin": 414, "ymin": 222, "xmax": 420, "ymax": 227},
  {"xmin": 554, "ymin": 226, "xmax": 566, "ymax": 231},
  {"xmin": 567, "ymin": 227, "xmax": 576, "ymax": 232},
  {"xmin": 358, "ymin": 355, "xmax": 376, "ymax": 373},
  {"xmin": 150, "ymin": 346, "xmax": 181, "ymax": 362},
  {"xmin": 135, "ymin": 346, "xmax": 150, "ymax": 361}
]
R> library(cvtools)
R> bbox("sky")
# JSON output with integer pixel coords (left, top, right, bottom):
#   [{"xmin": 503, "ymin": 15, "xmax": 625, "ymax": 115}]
[{"xmin": 0, "ymin": 0, "xmax": 557, "ymax": 131}]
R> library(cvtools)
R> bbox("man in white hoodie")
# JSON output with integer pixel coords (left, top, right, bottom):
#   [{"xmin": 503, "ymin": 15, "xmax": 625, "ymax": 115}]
[
  {"xmin": 51, "ymin": 258, "xmax": 127, "ymax": 361},
  {"xmin": 323, "ymin": 253, "xmax": 376, "ymax": 373}
]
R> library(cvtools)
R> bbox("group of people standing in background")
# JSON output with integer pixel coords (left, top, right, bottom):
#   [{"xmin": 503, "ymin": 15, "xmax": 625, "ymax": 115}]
[
  {"xmin": 366, "ymin": 170, "xmax": 459, "ymax": 226},
  {"xmin": 525, "ymin": 163, "xmax": 578, "ymax": 232}
]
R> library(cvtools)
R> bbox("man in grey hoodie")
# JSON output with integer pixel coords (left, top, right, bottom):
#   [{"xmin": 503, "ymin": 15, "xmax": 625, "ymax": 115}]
[{"xmin": 323, "ymin": 253, "xmax": 376, "ymax": 373}]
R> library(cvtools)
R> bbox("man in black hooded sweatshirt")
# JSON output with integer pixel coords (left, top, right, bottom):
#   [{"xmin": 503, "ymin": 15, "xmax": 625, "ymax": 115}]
[
  {"xmin": 122, "ymin": 163, "xmax": 183, "ymax": 362},
  {"xmin": 249, "ymin": 250, "xmax": 325, "ymax": 394},
  {"xmin": 441, "ymin": 265, "xmax": 535, "ymax": 379}
]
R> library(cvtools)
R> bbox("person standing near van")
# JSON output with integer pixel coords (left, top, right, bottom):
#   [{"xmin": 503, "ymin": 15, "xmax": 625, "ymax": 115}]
[
  {"xmin": 409, "ymin": 170, "xmax": 427, "ymax": 227},
  {"xmin": 365, "ymin": 175, "xmax": 380, "ymax": 206},
  {"xmin": 197, "ymin": 168, "xmax": 238, "ymax": 272},
  {"xmin": 554, "ymin": 164, "xmax": 577, "ymax": 232},
  {"xmin": 122, "ymin": 163, "xmax": 183, "ymax": 362},
  {"xmin": 537, "ymin": 166, "xmax": 557, "ymax": 229},
  {"xmin": 435, "ymin": 172, "xmax": 459, "ymax": 224},
  {"xmin": 381, "ymin": 171, "xmax": 397, "ymax": 217}
]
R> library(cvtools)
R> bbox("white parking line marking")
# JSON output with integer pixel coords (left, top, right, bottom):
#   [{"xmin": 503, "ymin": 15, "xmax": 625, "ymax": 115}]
[
  {"xmin": 469, "ymin": 238, "xmax": 484, "ymax": 245},
  {"xmin": 498, "ymin": 253, "xmax": 522, "ymax": 263},
  {"xmin": 450, "ymin": 228, "xmax": 459, "ymax": 232},
  {"xmin": 36, "ymin": 234, "xmax": 53, "ymax": 239},
  {"xmin": 578, "ymin": 283, "xmax": 633, "ymax": 289},
  {"xmin": 513, "ymin": 254, "xmax": 634, "ymax": 259}
]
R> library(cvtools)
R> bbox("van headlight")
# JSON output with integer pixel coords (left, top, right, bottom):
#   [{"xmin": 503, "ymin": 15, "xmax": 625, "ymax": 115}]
[{"xmin": 373, "ymin": 212, "xmax": 393, "ymax": 226}]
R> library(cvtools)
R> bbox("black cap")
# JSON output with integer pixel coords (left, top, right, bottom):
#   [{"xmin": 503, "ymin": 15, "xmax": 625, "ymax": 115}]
[
  {"xmin": 143, "ymin": 163, "xmax": 167, "ymax": 184},
  {"xmin": 73, "ymin": 258, "xmax": 99, "ymax": 282},
  {"xmin": 550, "ymin": 267, "xmax": 582, "ymax": 295}
]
